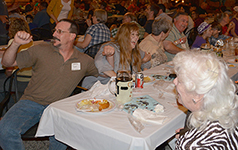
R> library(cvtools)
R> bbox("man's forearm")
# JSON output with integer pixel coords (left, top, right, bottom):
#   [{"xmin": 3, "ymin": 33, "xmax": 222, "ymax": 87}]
[
  {"xmin": 163, "ymin": 41, "xmax": 184, "ymax": 54},
  {"xmin": 1, "ymin": 41, "xmax": 20, "ymax": 67},
  {"xmin": 74, "ymin": 34, "xmax": 92, "ymax": 49},
  {"xmin": 75, "ymin": 41, "xmax": 84, "ymax": 49},
  {"xmin": 166, "ymin": 45, "xmax": 184, "ymax": 54}
]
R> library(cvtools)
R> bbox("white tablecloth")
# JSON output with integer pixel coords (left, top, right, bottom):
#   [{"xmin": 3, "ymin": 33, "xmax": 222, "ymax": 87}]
[
  {"xmin": 36, "ymin": 64, "xmax": 187, "ymax": 150},
  {"xmin": 35, "ymin": 62, "xmax": 238, "ymax": 150}
]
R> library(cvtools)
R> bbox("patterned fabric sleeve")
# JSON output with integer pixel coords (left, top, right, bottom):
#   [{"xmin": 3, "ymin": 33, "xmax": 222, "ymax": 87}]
[
  {"xmin": 111, "ymin": 28, "xmax": 118, "ymax": 38},
  {"xmin": 175, "ymin": 121, "xmax": 238, "ymax": 150},
  {"xmin": 84, "ymin": 23, "xmax": 111, "ymax": 52},
  {"xmin": 85, "ymin": 25, "xmax": 96, "ymax": 39}
]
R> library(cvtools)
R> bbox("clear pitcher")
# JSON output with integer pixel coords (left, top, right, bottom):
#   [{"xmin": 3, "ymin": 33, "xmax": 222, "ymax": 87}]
[{"xmin": 108, "ymin": 70, "xmax": 133, "ymax": 104}]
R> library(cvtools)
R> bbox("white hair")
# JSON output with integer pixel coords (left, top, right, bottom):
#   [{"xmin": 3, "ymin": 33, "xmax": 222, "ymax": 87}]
[{"xmin": 173, "ymin": 50, "xmax": 238, "ymax": 131}]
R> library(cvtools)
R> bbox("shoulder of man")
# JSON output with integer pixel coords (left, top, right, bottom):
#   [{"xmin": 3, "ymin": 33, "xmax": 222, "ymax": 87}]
[
  {"xmin": 165, "ymin": 25, "xmax": 176, "ymax": 41},
  {"xmin": 73, "ymin": 48, "xmax": 95, "ymax": 60},
  {"xmin": 26, "ymin": 42, "xmax": 51, "ymax": 51}
]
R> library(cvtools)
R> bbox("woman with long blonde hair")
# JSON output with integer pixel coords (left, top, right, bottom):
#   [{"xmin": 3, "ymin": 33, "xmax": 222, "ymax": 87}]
[
  {"xmin": 111, "ymin": 22, "xmax": 142, "ymax": 73},
  {"xmin": 82, "ymin": 22, "xmax": 151, "ymax": 89}
]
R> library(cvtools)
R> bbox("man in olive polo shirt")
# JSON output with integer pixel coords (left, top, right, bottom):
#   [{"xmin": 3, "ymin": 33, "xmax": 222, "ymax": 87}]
[
  {"xmin": 163, "ymin": 12, "xmax": 189, "ymax": 61},
  {"xmin": 0, "ymin": 19, "xmax": 98, "ymax": 149}
]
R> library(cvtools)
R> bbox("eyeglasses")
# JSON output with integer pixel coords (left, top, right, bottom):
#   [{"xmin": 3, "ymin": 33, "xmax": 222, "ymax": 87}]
[{"xmin": 52, "ymin": 29, "xmax": 70, "ymax": 34}]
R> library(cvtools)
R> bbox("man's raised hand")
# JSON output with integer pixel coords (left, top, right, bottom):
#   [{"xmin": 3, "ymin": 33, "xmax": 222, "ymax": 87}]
[{"xmin": 14, "ymin": 31, "xmax": 32, "ymax": 45}]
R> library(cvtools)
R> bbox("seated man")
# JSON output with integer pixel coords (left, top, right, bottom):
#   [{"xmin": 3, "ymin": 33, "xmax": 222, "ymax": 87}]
[
  {"xmin": 155, "ymin": 4, "xmax": 172, "ymax": 23},
  {"xmin": 32, "ymin": 1, "xmax": 50, "ymax": 29},
  {"xmin": 191, "ymin": 21, "xmax": 212, "ymax": 49},
  {"xmin": 198, "ymin": 2, "xmax": 209, "ymax": 19},
  {"xmin": 139, "ymin": 18, "xmax": 172, "ymax": 67},
  {"xmin": 74, "ymin": 9, "xmax": 111, "ymax": 58},
  {"xmin": 209, "ymin": 21, "xmax": 230, "ymax": 46},
  {"xmin": 176, "ymin": 4, "xmax": 194, "ymax": 36},
  {"xmin": 216, "ymin": 12, "xmax": 234, "ymax": 36},
  {"xmin": 143, "ymin": 4, "xmax": 159, "ymax": 38},
  {"xmin": 0, "ymin": 19, "xmax": 98, "ymax": 149},
  {"xmin": 111, "ymin": 12, "xmax": 145, "ymax": 40},
  {"xmin": 163, "ymin": 12, "xmax": 189, "ymax": 61}
]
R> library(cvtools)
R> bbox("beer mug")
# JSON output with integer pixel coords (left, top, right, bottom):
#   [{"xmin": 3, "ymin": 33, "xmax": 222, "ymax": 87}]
[{"xmin": 109, "ymin": 70, "xmax": 133, "ymax": 104}]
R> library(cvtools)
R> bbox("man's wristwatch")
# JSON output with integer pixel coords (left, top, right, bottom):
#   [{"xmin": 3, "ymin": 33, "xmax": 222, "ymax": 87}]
[
  {"xmin": 174, "ymin": 39, "xmax": 183, "ymax": 45},
  {"xmin": 174, "ymin": 40, "xmax": 178, "ymax": 45}
]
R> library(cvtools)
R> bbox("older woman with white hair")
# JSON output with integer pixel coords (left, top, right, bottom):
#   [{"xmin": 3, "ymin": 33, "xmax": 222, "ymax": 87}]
[{"xmin": 173, "ymin": 51, "xmax": 238, "ymax": 149}]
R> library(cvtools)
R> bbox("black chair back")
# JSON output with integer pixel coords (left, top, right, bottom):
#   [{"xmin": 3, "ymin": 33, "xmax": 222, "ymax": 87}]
[
  {"xmin": 84, "ymin": 41, "xmax": 107, "ymax": 58},
  {"xmin": 0, "ymin": 68, "xmax": 48, "ymax": 140},
  {"xmin": 31, "ymin": 28, "xmax": 53, "ymax": 41},
  {"xmin": 0, "ymin": 69, "xmax": 17, "ymax": 117}
]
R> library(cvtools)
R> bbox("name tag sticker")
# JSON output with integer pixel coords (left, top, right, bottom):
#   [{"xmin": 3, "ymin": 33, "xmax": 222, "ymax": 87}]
[{"xmin": 71, "ymin": 63, "xmax": 81, "ymax": 71}]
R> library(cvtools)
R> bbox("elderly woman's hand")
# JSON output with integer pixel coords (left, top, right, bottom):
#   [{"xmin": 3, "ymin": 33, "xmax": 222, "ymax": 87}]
[
  {"xmin": 175, "ymin": 127, "xmax": 184, "ymax": 139},
  {"xmin": 102, "ymin": 45, "xmax": 115, "ymax": 56}
]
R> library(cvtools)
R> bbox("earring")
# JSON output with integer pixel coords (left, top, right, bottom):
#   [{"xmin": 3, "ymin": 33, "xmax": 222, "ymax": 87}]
[{"xmin": 192, "ymin": 98, "xmax": 196, "ymax": 104}]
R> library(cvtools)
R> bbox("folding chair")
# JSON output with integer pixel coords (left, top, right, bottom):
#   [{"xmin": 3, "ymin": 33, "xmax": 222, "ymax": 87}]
[{"xmin": 0, "ymin": 68, "xmax": 47, "ymax": 140}]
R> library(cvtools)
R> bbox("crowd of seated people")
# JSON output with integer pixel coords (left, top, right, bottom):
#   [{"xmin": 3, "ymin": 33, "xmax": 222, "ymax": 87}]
[{"xmin": 1, "ymin": 0, "xmax": 238, "ymax": 149}]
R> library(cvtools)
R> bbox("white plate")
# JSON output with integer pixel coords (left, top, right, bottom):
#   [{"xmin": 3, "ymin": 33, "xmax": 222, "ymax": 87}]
[
  {"xmin": 143, "ymin": 75, "xmax": 156, "ymax": 84},
  {"xmin": 227, "ymin": 58, "xmax": 238, "ymax": 65},
  {"xmin": 75, "ymin": 99, "xmax": 116, "ymax": 114},
  {"xmin": 151, "ymin": 74, "xmax": 174, "ymax": 81}
]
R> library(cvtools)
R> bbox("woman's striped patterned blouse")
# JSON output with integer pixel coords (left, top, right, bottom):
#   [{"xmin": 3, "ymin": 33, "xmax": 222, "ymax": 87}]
[{"xmin": 175, "ymin": 121, "xmax": 238, "ymax": 150}]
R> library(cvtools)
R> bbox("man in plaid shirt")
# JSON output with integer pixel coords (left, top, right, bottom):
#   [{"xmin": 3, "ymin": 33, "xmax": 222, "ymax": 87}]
[{"xmin": 75, "ymin": 9, "xmax": 110, "ymax": 58}]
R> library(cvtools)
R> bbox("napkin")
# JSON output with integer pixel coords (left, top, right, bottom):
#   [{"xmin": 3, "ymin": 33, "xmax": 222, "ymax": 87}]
[
  {"xmin": 87, "ymin": 81, "xmax": 111, "ymax": 98},
  {"xmin": 133, "ymin": 108, "xmax": 167, "ymax": 125},
  {"xmin": 153, "ymin": 80, "xmax": 175, "ymax": 95}
]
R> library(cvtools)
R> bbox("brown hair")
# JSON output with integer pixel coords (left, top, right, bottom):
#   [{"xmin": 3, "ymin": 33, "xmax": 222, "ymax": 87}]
[
  {"xmin": 152, "ymin": 17, "xmax": 172, "ymax": 36},
  {"xmin": 9, "ymin": 17, "xmax": 30, "ymax": 39},
  {"xmin": 150, "ymin": 4, "xmax": 159, "ymax": 18},
  {"xmin": 94, "ymin": 9, "xmax": 108, "ymax": 23},
  {"xmin": 173, "ymin": 12, "xmax": 188, "ymax": 21},
  {"xmin": 211, "ymin": 21, "xmax": 222, "ymax": 34},
  {"xmin": 124, "ymin": 12, "xmax": 137, "ymax": 22},
  {"xmin": 59, "ymin": 19, "xmax": 79, "ymax": 35},
  {"xmin": 215, "ymin": 12, "xmax": 229, "ymax": 23},
  {"xmin": 113, "ymin": 22, "xmax": 142, "ymax": 72}
]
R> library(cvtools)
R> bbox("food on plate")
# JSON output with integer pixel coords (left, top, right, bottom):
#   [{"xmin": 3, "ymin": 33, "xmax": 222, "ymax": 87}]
[
  {"xmin": 77, "ymin": 99, "xmax": 110, "ymax": 111},
  {"xmin": 79, "ymin": 99, "xmax": 93, "ymax": 106},
  {"xmin": 77, "ymin": 99, "xmax": 98, "ymax": 111},
  {"xmin": 95, "ymin": 99, "xmax": 110, "ymax": 111},
  {"xmin": 229, "ymin": 64, "xmax": 235, "ymax": 67},
  {"xmin": 144, "ymin": 76, "xmax": 151, "ymax": 82}
]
